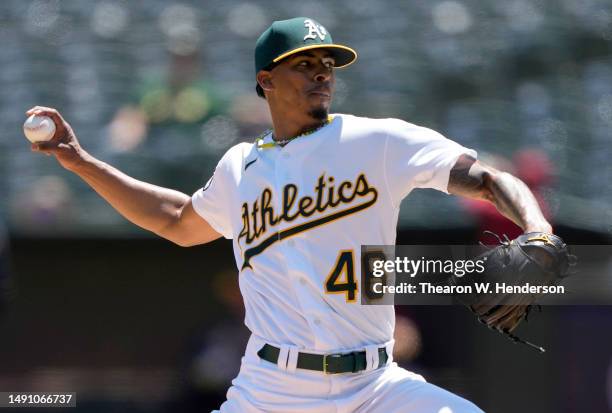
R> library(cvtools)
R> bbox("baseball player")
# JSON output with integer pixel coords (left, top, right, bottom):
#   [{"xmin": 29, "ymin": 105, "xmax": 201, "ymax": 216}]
[{"xmin": 28, "ymin": 17, "xmax": 554, "ymax": 413}]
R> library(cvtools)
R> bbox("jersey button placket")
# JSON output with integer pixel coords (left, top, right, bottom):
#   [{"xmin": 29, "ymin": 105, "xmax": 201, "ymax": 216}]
[
  {"xmin": 275, "ymin": 149, "xmax": 316, "ymax": 333},
  {"xmin": 273, "ymin": 148, "xmax": 286, "ymax": 227}
]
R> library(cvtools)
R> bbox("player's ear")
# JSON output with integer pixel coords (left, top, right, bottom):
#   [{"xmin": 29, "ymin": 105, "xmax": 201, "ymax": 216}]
[{"xmin": 256, "ymin": 71, "xmax": 274, "ymax": 94}]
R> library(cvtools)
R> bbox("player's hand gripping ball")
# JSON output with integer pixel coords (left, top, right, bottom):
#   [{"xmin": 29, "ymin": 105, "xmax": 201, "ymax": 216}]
[{"xmin": 23, "ymin": 114, "xmax": 56, "ymax": 143}]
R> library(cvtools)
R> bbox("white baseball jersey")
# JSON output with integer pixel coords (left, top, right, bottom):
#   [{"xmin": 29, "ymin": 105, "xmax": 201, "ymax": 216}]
[{"xmin": 192, "ymin": 114, "xmax": 476, "ymax": 353}]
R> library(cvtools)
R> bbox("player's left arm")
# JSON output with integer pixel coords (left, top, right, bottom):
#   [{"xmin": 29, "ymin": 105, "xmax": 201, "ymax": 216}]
[{"xmin": 447, "ymin": 154, "xmax": 552, "ymax": 233}]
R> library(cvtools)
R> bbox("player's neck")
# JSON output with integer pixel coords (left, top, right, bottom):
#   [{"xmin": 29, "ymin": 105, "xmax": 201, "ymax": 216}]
[{"xmin": 269, "ymin": 111, "xmax": 329, "ymax": 142}]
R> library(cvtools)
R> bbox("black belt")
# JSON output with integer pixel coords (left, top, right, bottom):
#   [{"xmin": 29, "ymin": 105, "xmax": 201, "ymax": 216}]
[{"xmin": 257, "ymin": 344, "xmax": 388, "ymax": 374}]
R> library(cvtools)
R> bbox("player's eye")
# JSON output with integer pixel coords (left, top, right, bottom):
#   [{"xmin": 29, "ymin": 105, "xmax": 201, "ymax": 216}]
[{"xmin": 322, "ymin": 58, "xmax": 335, "ymax": 68}]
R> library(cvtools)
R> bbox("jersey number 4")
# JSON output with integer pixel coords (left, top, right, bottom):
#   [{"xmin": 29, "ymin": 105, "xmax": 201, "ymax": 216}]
[{"xmin": 325, "ymin": 250, "xmax": 357, "ymax": 302}]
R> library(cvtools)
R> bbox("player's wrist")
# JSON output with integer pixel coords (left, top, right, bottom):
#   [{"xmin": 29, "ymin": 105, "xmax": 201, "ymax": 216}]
[
  {"xmin": 524, "ymin": 222, "xmax": 553, "ymax": 234},
  {"xmin": 63, "ymin": 147, "xmax": 94, "ymax": 173}
]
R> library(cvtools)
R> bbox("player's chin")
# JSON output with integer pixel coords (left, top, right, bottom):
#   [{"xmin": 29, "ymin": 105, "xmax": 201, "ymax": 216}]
[
  {"xmin": 307, "ymin": 97, "xmax": 331, "ymax": 118},
  {"xmin": 308, "ymin": 104, "xmax": 330, "ymax": 121}
]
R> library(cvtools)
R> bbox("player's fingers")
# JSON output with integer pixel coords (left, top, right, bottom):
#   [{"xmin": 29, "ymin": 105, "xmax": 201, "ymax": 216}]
[
  {"xmin": 31, "ymin": 141, "xmax": 60, "ymax": 152},
  {"xmin": 26, "ymin": 106, "xmax": 67, "ymax": 126},
  {"xmin": 26, "ymin": 105, "xmax": 57, "ymax": 114},
  {"xmin": 25, "ymin": 106, "xmax": 42, "ymax": 115},
  {"xmin": 26, "ymin": 106, "xmax": 57, "ymax": 116},
  {"xmin": 30, "ymin": 143, "xmax": 55, "ymax": 157}
]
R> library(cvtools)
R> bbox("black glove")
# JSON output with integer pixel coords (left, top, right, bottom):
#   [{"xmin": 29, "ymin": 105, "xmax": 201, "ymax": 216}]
[{"xmin": 454, "ymin": 231, "xmax": 575, "ymax": 352}]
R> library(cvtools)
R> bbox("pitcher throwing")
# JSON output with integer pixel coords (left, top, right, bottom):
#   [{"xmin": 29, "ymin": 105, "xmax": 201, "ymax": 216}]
[{"xmin": 28, "ymin": 17, "xmax": 556, "ymax": 413}]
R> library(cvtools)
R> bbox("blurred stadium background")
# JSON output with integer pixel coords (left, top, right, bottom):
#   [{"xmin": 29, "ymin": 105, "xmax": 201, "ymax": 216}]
[{"xmin": 0, "ymin": 1, "xmax": 611, "ymax": 412}]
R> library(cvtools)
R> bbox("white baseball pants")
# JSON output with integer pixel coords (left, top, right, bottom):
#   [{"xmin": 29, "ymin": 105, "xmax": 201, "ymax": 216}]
[{"xmin": 212, "ymin": 335, "xmax": 484, "ymax": 413}]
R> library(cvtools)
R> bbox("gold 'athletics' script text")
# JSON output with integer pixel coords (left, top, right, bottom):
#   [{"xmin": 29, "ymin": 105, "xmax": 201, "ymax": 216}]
[{"xmin": 239, "ymin": 173, "xmax": 378, "ymax": 269}]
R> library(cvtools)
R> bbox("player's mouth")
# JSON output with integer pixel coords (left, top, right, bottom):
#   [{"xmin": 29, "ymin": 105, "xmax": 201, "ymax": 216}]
[{"xmin": 307, "ymin": 86, "xmax": 331, "ymax": 98}]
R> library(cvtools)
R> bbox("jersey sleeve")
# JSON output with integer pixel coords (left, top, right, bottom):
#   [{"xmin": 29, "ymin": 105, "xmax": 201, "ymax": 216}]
[
  {"xmin": 191, "ymin": 154, "xmax": 234, "ymax": 240},
  {"xmin": 383, "ymin": 120, "xmax": 477, "ymax": 207}
]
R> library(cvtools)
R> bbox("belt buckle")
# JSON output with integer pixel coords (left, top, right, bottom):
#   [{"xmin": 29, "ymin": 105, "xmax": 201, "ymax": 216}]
[
  {"xmin": 323, "ymin": 353, "xmax": 343, "ymax": 374},
  {"xmin": 323, "ymin": 354, "xmax": 329, "ymax": 374}
]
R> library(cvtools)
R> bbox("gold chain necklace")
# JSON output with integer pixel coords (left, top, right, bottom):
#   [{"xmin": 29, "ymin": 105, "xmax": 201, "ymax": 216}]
[{"xmin": 257, "ymin": 116, "xmax": 333, "ymax": 149}]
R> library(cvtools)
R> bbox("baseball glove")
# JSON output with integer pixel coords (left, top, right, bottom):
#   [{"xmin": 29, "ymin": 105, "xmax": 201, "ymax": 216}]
[{"xmin": 454, "ymin": 231, "xmax": 575, "ymax": 352}]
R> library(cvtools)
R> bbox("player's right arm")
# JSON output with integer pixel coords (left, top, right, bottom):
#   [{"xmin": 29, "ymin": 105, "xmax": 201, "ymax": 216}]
[{"xmin": 26, "ymin": 106, "xmax": 221, "ymax": 247}]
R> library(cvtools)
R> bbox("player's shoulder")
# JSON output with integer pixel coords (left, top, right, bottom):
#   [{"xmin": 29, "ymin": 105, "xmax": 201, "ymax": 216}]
[
  {"xmin": 215, "ymin": 130, "xmax": 270, "ymax": 170},
  {"xmin": 220, "ymin": 142, "xmax": 254, "ymax": 166},
  {"xmin": 224, "ymin": 140, "xmax": 256, "ymax": 159},
  {"xmin": 334, "ymin": 113, "xmax": 440, "ymax": 141}
]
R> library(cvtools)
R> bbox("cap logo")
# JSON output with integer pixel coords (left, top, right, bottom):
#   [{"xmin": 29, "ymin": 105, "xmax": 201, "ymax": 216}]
[{"xmin": 303, "ymin": 19, "xmax": 327, "ymax": 41}]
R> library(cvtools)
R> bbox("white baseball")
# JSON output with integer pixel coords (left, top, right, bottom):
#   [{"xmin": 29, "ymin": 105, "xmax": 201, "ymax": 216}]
[{"xmin": 23, "ymin": 114, "xmax": 56, "ymax": 143}]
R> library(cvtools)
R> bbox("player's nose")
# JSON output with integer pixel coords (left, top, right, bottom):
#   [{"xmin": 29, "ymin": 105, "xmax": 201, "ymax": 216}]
[
  {"xmin": 314, "ymin": 72, "xmax": 330, "ymax": 83},
  {"xmin": 313, "ymin": 66, "xmax": 332, "ymax": 83}
]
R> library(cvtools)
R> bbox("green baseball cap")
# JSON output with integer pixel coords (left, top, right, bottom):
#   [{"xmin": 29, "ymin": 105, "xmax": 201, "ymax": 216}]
[{"xmin": 255, "ymin": 17, "xmax": 357, "ymax": 75}]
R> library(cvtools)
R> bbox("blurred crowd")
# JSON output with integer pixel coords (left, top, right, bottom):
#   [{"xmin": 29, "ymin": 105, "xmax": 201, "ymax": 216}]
[{"xmin": 0, "ymin": 0, "xmax": 610, "ymax": 235}]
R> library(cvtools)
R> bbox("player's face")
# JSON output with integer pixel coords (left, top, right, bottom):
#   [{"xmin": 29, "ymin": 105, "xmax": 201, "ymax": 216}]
[{"xmin": 270, "ymin": 50, "xmax": 335, "ymax": 120}]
